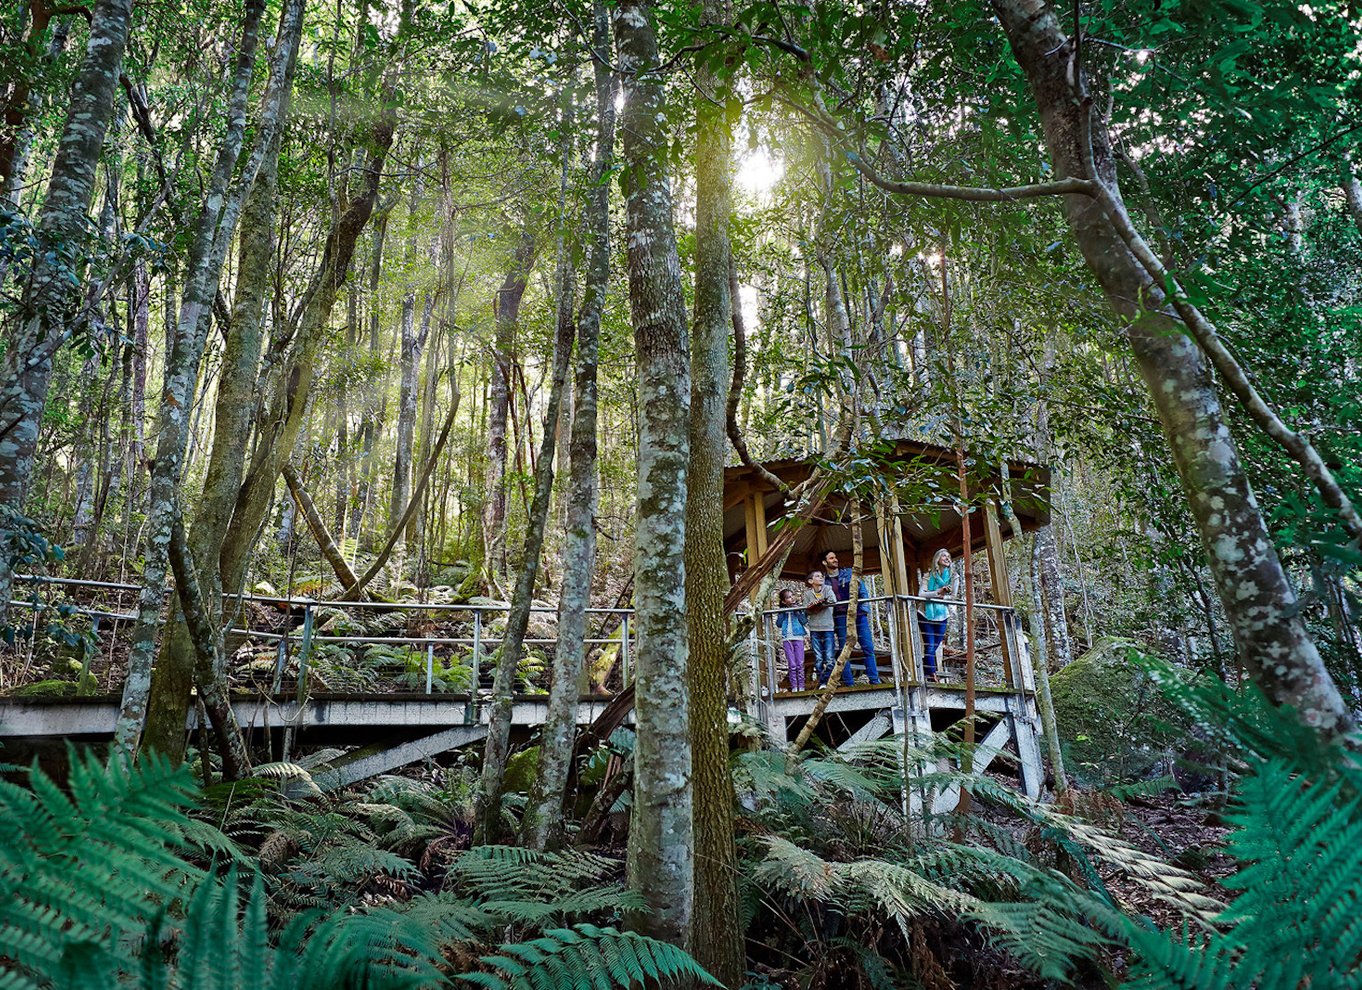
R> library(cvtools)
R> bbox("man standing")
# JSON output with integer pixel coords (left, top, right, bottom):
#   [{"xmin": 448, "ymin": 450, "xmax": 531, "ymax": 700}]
[{"xmin": 820, "ymin": 549, "xmax": 882, "ymax": 685}]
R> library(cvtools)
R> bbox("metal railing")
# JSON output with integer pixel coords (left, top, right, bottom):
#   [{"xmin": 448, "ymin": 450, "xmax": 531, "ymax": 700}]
[
  {"xmin": 746, "ymin": 592, "xmax": 1034, "ymax": 726},
  {"xmin": 6, "ymin": 576, "xmax": 1033, "ymax": 723},
  {"xmin": 5, "ymin": 575, "xmax": 634, "ymax": 704}
]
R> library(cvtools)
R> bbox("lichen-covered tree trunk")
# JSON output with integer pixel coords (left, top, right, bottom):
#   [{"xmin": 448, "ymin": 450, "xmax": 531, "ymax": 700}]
[
  {"xmin": 992, "ymin": 0, "xmax": 1353, "ymax": 735},
  {"xmin": 391, "ymin": 175, "xmax": 428, "ymax": 544},
  {"xmin": 132, "ymin": 0, "xmax": 304, "ymax": 762},
  {"xmin": 685, "ymin": 4, "xmax": 743, "ymax": 981},
  {"xmin": 1028, "ymin": 536, "xmax": 1069, "ymax": 792},
  {"xmin": 524, "ymin": 11, "xmax": 613, "ymax": 851},
  {"xmin": 0, "ymin": 0, "xmax": 133, "ymax": 628},
  {"xmin": 115, "ymin": 0, "xmax": 269, "ymax": 762},
  {"xmin": 217, "ymin": 87, "xmax": 397, "ymax": 597},
  {"xmin": 479, "ymin": 105, "xmax": 578, "ymax": 844},
  {"xmin": 482, "ymin": 235, "xmax": 534, "ymax": 593},
  {"xmin": 614, "ymin": 0, "xmax": 694, "ymax": 946},
  {"xmin": 351, "ymin": 207, "xmax": 392, "ymax": 540}
]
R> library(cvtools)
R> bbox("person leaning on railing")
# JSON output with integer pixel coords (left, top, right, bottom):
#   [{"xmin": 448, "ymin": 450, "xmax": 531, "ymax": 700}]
[{"xmin": 918, "ymin": 548, "xmax": 954, "ymax": 681}]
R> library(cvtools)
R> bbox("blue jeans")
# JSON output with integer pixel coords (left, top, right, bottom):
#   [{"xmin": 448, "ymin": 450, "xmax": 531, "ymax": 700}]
[
  {"xmin": 919, "ymin": 617, "xmax": 947, "ymax": 678},
  {"xmin": 809, "ymin": 629, "xmax": 836, "ymax": 684},
  {"xmin": 833, "ymin": 611, "xmax": 880, "ymax": 685}
]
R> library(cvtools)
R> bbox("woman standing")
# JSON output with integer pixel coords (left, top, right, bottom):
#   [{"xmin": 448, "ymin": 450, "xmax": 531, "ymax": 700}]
[{"xmin": 919, "ymin": 549, "xmax": 954, "ymax": 680}]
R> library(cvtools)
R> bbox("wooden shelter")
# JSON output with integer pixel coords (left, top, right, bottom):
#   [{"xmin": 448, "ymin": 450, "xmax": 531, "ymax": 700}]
[{"xmin": 723, "ymin": 438, "xmax": 1050, "ymax": 595}]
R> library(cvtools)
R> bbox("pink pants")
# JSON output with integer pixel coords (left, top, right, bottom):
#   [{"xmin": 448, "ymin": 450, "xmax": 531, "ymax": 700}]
[{"xmin": 782, "ymin": 639, "xmax": 807, "ymax": 691}]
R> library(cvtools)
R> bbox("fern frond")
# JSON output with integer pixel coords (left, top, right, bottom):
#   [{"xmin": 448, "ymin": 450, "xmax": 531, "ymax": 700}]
[{"xmin": 459, "ymin": 924, "xmax": 717, "ymax": 990}]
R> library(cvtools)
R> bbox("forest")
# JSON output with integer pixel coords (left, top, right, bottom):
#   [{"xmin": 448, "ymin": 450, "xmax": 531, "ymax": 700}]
[{"xmin": 1, "ymin": 0, "xmax": 1360, "ymax": 985}]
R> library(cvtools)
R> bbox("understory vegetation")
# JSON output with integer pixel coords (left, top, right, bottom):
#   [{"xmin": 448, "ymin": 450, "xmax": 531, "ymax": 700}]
[{"xmin": 3, "ymin": 676, "xmax": 1358, "ymax": 988}]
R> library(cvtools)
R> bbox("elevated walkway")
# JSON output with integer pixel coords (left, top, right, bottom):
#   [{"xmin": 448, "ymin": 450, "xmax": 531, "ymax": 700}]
[{"xmin": 4, "ymin": 566, "xmax": 1046, "ymax": 805}]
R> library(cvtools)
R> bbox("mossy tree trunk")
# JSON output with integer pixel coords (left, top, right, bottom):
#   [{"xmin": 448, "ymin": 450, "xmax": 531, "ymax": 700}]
[
  {"xmin": 0, "ymin": 0, "xmax": 134, "ymax": 628},
  {"xmin": 524, "ymin": 6, "xmax": 613, "ymax": 851},
  {"xmin": 992, "ymin": 0, "xmax": 1353, "ymax": 736},
  {"xmin": 478, "ymin": 102, "xmax": 577, "ymax": 843},
  {"xmin": 116, "ymin": 0, "xmax": 270, "ymax": 762},
  {"xmin": 685, "ymin": 3, "xmax": 744, "ymax": 981},
  {"xmin": 134, "ymin": 0, "xmax": 304, "ymax": 763},
  {"xmin": 614, "ymin": 0, "xmax": 694, "ymax": 947}
]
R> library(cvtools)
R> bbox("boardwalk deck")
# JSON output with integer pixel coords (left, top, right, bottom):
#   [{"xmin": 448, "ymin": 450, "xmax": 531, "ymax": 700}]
[{"xmin": 2, "ymin": 574, "xmax": 1047, "ymax": 802}]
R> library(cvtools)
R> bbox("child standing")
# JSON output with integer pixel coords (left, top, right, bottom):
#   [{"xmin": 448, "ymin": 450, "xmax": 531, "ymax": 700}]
[
  {"xmin": 775, "ymin": 588, "xmax": 808, "ymax": 692},
  {"xmin": 804, "ymin": 569, "xmax": 837, "ymax": 685}
]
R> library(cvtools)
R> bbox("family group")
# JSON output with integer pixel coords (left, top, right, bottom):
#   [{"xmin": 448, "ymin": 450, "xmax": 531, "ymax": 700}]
[{"xmin": 774, "ymin": 548, "xmax": 955, "ymax": 690}]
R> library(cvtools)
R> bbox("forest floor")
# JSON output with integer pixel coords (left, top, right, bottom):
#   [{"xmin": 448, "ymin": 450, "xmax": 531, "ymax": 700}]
[{"xmin": 1105, "ymin": 790, "xmax": 1234, "ymax": 917}]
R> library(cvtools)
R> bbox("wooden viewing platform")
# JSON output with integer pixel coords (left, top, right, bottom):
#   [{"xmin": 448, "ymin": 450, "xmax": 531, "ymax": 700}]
[{"xmin": 2, "ymin": 440, "xmax": 1052, "ymax": 811}]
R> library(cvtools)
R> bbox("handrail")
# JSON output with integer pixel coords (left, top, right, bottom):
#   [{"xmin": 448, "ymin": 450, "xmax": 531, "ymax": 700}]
[
  {"xmin": 12, "ymin": 574, "xmax": 632, "ymax": 615},
  {"xmin": 755, "ymin": 593, "xmax": 1017, "ymax": 617}
]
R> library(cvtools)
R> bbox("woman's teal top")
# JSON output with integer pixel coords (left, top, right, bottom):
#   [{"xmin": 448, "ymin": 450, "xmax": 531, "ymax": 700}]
[{"xmin": 925, "ymin": 566, "xmax": 952, "ymax": 622}]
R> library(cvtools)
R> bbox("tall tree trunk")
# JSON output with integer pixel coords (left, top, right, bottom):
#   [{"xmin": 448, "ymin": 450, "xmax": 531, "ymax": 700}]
[
  {"xmin": 482, "ymin": 234, "xmax": 534, "ymax": 593},
  {"xmin": 115, "ymin": 0, "xmax": 270, "ymax": 762},
  {"xmin": 135, "ymin": 0, "xmax": 304, "ymax": 761},
  {"xmin": 685, "ymin": 2, "xmax": 743, "ymax": 980},
  {"xmin": 217, "ymin": 75, "xmax": 398, "ymax": 599},
  {"xmin": 524, "ymin": 10, "xmax": 613, "ymax": 851},
  {"xmin": 990, "ymin": 0, "xmax": 1353, "ymax": 735},
  {"xmin": 1028, "ymin": 536, "xmax": 1069, "ymax": 792},
  {"xmin": 352, "ymin": 207, "xmax": 392, "ymax": 540},
  {"xmin": 0, "ymin": 0, "xmax": 134, "ymax": 627},
  {"xmin": 0, "ymin": 3, "xmax": 72, "ymax": 194},
  {"xmin": 390, "ymin": 177, "xmax": 427, "ymax": 544},
  {"xmin": 613, "ymin": 0, "xmax": 694, "ymax": 947},
  {"xmin": 408, "ymin": 311, "xmax": 442, "ymax": 552},
  {"xmin": 480, "ymin": 101, "xmax": 577, "ymax": 843}
]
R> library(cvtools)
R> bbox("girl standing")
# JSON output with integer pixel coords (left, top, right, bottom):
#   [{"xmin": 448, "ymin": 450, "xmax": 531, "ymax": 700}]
[{"xmin": 775, "ymin": 588, "xmax": 808, "ymax": 691}]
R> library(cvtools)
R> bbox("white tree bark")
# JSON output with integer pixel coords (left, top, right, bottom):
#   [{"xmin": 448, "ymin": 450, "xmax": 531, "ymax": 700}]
[
  {"xmin": 524, "ymin": 7, "xmax": 614, "ymax": 851},
  {"xmin": 614, "ymin": 0, "xmax": 694, "ymax": 946},
  {"xmin": 0, "ymin": 0, "xmax": 134, "ymax": 626},
  {"xmin": 991, "ymin": 0, "xmax": 1353, "ymax": 735}
]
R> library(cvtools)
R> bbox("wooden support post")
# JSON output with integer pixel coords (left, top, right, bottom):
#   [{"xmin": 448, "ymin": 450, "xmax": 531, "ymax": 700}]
[
  {"xmin": 874, "ymin": 500, "xmax": 904, "ymax": 685},
  {"xmin": 752, "ymin": 493, "xmax": 770, "ymax": 559},
  {"xmin": 743, "ymin": 492, "xmax": 760, "ymax": 576},
  {"xmin": 984, "ymin": 502, "xmax": 1017, "ymax": 688},
  {"xmin": 1009, "ymin": 694, "xmax": 1045, "ymax": 800}
]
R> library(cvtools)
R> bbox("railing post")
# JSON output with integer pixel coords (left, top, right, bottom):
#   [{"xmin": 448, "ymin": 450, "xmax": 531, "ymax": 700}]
[
  {"xmin": 906, "ymin": 595, "xmax": 925, "ymax": 683},
  {"xmin": 470, "ymin": 610, "xmax": 483, "ymax": 724},
  {"xmin": 761, "ymin": 611, "xmax": 780, "ymax": 735},
  {"xmin": 620, "ymin": 613, "xmax": 631, "ymax": 689},
  {"xmin": 283, "ymin": 600, "xmax": 314, "ymax": 760},
  {"xmin": 271, "ymin": 638, "xmax": 287, "ymax": 693},
  {"xmin": 883, "ymin": 595, "xmax": 901, "ymax": 685},
  {"xmin": 425, "ymin": 639, "xmax": 435, "ymax": 694},
  {"xmin": 746, "ymin": 616, "xmax": 761, "ymax": 717}
]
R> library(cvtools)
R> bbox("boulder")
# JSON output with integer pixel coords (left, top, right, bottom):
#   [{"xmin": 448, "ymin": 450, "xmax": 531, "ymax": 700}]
[{"xmin": 1049, "ymin": 637, "xmax": 1188, "ymax": 785}]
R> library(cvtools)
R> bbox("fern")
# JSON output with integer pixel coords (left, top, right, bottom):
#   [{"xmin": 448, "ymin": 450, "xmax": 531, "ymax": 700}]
[
  {"xmin": 0, "ymin": 749, "xmax": 204, "ymax": 986},
  {"xmin": 1115, "ymin": 673, "xmax": 1362, "ymax": 989},
  {"xmin": 458, "ymin": 923, "xmax": 719, "ymax": 989}
]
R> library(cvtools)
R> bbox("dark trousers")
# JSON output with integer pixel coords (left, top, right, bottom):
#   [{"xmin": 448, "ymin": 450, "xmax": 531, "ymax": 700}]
[
  {"xmin": 809, "ymin": 629, "xmax": 837, "ymax": 684},
  {"xmin": 833, "ymin": 611, "xmax": 880, "ymax": 685},
  {"xmin": 919, "ymin": 617, "xmax": 947, "ymax": 678}
]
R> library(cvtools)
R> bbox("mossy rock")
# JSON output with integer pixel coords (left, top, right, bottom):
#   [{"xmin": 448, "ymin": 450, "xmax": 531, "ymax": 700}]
[
  {"xmin": 11, "ymin": 679, "xmax": 80, "ymax": 697},
  {"xmin": 504, "ymin": 746, "xmax": 540, "ymax": 795},
  {"xmin": 1049, "ymin": 637, "xmax": 1188, "ymax": 785}
]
